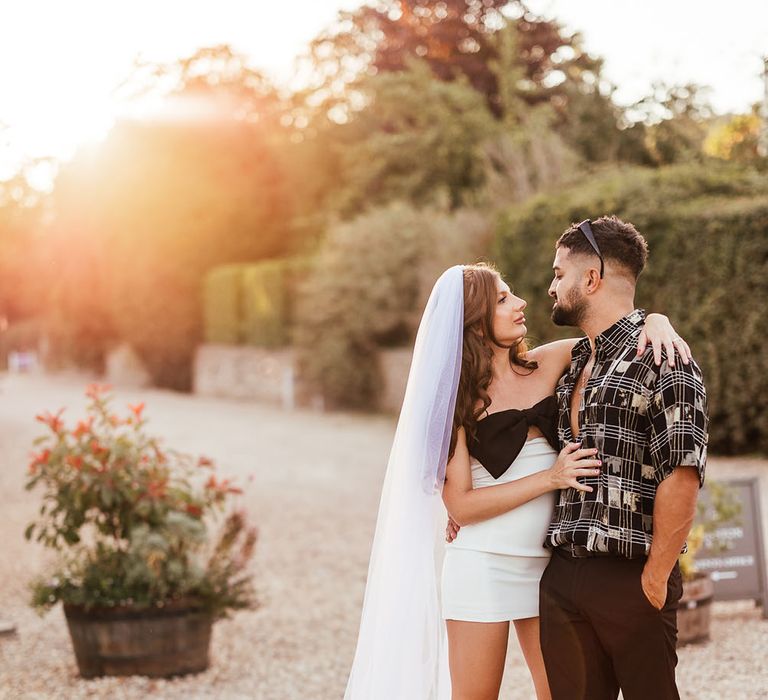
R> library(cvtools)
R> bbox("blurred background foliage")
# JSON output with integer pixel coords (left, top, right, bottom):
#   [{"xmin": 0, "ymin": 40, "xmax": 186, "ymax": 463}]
[
  {"xmin": 1, "ymin": 1, "xmax": 766, "ymax": 453},
  {"xmin": 203, "ymin": 258, "xmax": 309, "ymax": 348},
  {"xmin": 493, "ymin": 164, "xmax": 768, "ymax": 454}
]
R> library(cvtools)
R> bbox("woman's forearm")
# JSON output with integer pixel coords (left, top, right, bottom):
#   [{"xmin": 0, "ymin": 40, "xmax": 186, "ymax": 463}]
[
  {"xmin": 447, "ymin": 469, "xmax": 553, "ymax": 526},
  {"xmin": 646, "ymin": 466, "xmax": 700, "ymax": 580}
]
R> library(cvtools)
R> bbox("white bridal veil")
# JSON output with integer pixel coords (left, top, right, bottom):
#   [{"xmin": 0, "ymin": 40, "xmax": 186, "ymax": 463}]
[{"xmin": 344, "ymin": 266, "xmax": 464, "ymax": 700}]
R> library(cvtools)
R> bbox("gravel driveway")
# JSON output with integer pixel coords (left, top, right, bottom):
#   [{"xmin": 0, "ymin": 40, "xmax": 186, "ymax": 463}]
[{"xmin": 0, "ymin": 373, "xmax": 766, "ymax": 699}]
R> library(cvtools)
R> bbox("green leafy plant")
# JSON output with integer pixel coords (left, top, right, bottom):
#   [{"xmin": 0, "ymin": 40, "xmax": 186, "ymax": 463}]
[
  {"xmin": 24, "ymin": 384, "xmax": 257, "ymax": 618},
  {"xmin": 295, "ymin": 201, "xmax": 493, "ymax": 409}
]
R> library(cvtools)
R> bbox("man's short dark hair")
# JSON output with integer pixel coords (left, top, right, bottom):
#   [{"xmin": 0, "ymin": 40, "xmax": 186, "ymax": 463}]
[{"xmin": 556, "ymin": 215, "xmax": 649, "ymax": 280}]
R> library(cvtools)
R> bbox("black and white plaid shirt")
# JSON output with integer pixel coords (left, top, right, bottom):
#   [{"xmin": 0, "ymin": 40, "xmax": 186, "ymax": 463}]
[{"xmin": 545, "ymin": 309, "xmax": 709, "ymax": 558}]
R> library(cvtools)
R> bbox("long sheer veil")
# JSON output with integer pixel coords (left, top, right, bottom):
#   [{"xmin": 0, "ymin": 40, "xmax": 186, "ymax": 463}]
[{"xmin": 344, "ymin": 265, "xmax": 464, "ymax": 699}]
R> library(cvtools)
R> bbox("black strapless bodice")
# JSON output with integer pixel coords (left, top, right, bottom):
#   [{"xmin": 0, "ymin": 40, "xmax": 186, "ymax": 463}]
[{"xmin": 468, "ymin": 394, "xmax": 559, "ymax": 479}]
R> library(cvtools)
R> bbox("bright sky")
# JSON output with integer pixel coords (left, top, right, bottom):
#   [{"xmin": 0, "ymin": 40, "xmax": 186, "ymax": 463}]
[
  {"xmin": 526, "ymin": 0, "xmax": 768, "ymax": 114},
  {"xmin": 1, "ymin": 0, "xmax": 766, "ymax": 179}
]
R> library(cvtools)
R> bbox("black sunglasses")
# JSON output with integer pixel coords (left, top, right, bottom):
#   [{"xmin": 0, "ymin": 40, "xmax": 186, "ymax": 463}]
[{"xmin": 577, "ymin": 219, "xmax": 604, "ymax": 279}]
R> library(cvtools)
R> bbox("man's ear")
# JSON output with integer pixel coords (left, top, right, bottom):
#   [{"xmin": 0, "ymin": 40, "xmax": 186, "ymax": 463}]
[{"xmin": 585, "ymin": 267, "xmax": 602, "ymax": 294}]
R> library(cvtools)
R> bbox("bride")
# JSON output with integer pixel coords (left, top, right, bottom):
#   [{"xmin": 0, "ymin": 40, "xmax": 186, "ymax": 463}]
[{"xmin": 344, "ymin": 262, "xmax": 689, "ymax": 700}]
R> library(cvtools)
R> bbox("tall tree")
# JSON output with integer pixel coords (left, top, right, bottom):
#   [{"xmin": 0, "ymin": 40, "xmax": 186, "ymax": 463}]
[
  {"xmin": 0, "ymin": 170, "xmax": 48, "ymax": 323},
  {"xmin": 296, "ymin": 18, "xmax": 582, "ymax": 216},
  {"xmin": 305, "ymin": 2, "xmax": 603, "ymax": 114},
  {"xmin": 117, "ymin": 45, "xmax": 284, "ymax": 127},
  {"xmin": 704, "ymin": 110, "xmax": 762, "ymax": 164},
  {"xmin": 329, "ymin": 59, "xmax": 499, "ymax": 212},
  {"xmin": 49, "ymin": 46, "xmax": 297, "ymax": 388},
  {"xmin": 625, "ymin": 83, "xmax": 713, "ymax": 165}
]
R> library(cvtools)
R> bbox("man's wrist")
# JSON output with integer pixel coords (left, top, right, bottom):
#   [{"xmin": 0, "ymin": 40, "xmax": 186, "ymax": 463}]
[{"xmin": 643, "ymin": 553, "xmax": 674, "ymax": 583}]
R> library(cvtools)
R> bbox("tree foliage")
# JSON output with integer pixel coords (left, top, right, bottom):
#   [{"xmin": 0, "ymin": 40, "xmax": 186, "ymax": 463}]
[
  {"xmin": 296, "ymin": 201, "xmax": 492, "ymax": 408},
  {"xmin": 304, "ymin": 1, "xmax": 607, "ymax": 121},
  {"xmin": 47, "ymin": 46, "xmax": 297, "ymax": 388},
  {"xmin": 494, "ymin": 163, "xmax": 768, "ymax": 454},
  {"xmin": 704, "ymin": 111, "xmax": 763, "ymax": 163}
]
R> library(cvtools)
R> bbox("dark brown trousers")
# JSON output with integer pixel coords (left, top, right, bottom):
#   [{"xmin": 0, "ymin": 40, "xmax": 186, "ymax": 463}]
[{"xmin": 539, "ymin": 547, "xmax": 683, "ymax": 700}]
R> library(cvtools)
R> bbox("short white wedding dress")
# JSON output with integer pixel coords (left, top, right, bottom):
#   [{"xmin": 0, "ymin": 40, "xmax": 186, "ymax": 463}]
[{"xmin": 442, "ymin": 396, "xmax": 559, "ymax": 622}]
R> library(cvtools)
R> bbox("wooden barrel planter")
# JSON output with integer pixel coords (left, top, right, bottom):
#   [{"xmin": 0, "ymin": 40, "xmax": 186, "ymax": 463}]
[
  {"xmin": 63, "ymin": 600, "xmax": 213, "ymax": 678},
  {"xmin": 677, "ymin": 573, "xmax": 715, "ymax": 646}
]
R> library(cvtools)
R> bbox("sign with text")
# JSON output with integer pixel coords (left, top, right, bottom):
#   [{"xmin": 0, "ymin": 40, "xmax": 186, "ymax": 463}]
[{"xmin": 693, "ymin": 478, "xmax": 767, "ymax": 616}]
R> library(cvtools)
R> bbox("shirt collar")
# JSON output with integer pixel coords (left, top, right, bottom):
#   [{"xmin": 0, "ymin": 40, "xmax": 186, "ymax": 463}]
[{"xmin": 570, "ymin": 309, "xmax": 646, "ymax": 361}]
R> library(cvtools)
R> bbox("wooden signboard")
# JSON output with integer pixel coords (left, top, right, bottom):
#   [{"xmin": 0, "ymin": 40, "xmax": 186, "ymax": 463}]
[{"xmin": 692, "ymin": 478, "xmax": 768, "ymax": 618}]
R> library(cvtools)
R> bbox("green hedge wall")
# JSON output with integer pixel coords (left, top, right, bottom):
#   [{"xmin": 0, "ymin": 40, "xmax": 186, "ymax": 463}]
[
  {"xmin": 203, "ymin": 265, "xmax": 243, "ymax": 345},
  {"xmin": 203, "ymin": 258, "xmax": 308, "ymax": 348},
  {"xmin": 493, "ymin": 163, "xmax": 768, "ymax": 455}
]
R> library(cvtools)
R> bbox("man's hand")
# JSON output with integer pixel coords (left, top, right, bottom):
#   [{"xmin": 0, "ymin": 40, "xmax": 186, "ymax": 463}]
[
  {"xmin": 641, "ymin": 566, "xmax": 668, "ymax": 610},
  {"xmin": 445, "ymin": 516, "xmax": 460, "ymax": 543}
]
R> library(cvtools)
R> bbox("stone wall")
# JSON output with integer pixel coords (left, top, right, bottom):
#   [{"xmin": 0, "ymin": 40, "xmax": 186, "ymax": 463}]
[
  {"xmin": 193, "ymin": 344, "xmax": 414, "ymax": 413},
  {"xmin": 104, "ymin": 343, "xmax": 152, "ymax": 388},
  {"xmin": 193, "ymin": 344, "xmax": 301, "ymax": 407}
]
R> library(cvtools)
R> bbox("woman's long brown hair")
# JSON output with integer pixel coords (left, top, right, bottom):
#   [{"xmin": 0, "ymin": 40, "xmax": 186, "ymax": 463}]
[{"xmin": 448, "ymin": 263, "xmax": 538, "ymax": 462}]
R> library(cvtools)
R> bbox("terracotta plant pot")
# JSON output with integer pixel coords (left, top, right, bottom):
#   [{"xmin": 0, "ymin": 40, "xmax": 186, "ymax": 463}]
[
  {"xmin": 63, "ymin": 600, "xmax": 213, "ymax": 678},
  {"xmin": 677, "ymin": 572, "xmax": 714, "ymax": 646}
]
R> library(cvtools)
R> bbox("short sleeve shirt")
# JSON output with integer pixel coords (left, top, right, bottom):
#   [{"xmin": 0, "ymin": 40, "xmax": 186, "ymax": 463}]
[{"xmin": 544, "ymin": 309, "xmax": 709, "ymax": 558}]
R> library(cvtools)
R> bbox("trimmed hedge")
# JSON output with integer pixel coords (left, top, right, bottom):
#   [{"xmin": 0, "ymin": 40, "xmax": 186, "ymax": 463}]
[
  {"xmin": 203, "ymin": 266, "xmax": 243, "ymax": 345},
  {"xmin": 493, "ymin": 163, "xmax": 768, "ymax": 455},
  {"xmin": 293, "ymin": 202, "xmax": 493, "ymax": 410},
  {"xmin": 203, "ymin": 258, "xmax": 309, "ymax": 348}
]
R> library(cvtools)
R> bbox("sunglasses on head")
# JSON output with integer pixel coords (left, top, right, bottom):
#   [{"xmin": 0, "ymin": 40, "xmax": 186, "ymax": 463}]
[{"xmin": 577, "ymin": 219, "xmax": 604, "ymax": 279}]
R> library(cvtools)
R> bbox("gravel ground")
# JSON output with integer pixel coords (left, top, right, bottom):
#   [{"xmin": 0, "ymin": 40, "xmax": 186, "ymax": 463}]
[{"xmin": 0, "ymin": 372, "xmax": 767, "ymax": 700}]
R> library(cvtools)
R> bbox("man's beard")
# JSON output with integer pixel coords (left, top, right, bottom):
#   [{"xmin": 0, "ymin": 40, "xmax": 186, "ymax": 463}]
[{"xmin": 551, "ymin": 288, "xmax": 588, "ymax": 327}]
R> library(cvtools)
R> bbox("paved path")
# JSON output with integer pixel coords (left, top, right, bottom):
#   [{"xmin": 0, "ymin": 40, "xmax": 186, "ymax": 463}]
[{"xmin": 0, "ymin": 373, "xmax": 766, "ymax": 699}]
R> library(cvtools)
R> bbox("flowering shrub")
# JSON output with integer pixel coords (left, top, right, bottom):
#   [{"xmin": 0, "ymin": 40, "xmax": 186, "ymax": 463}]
[{"xmin": 25, "ymin": 384, "xmax": 257, "ymax": 617}]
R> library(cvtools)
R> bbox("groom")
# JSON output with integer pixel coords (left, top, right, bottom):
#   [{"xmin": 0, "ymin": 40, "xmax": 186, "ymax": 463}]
[
  {"xmin": 448, "ymin": 216, "xmax": 708, "ymax": 699},
  {"xmin": 540, "ymin": 215, "xmax": 707, "ymax": 699}
]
